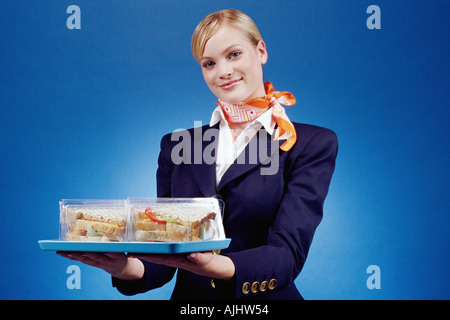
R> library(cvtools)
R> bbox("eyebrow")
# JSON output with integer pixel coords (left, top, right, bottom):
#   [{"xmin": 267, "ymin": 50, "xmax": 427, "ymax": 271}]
[{"xmin": 200, "ymin": 44, "xmax": 244, "ymax": 61}]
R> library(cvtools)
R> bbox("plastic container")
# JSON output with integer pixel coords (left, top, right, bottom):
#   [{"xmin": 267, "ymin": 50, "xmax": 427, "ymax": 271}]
[
  {"xmin": 127, "ymin": 197, "xmax": 225, "ymax": 242},
  {"xmin": 59, "ymin": 199, "xmax": 128, "ymax": 242}
]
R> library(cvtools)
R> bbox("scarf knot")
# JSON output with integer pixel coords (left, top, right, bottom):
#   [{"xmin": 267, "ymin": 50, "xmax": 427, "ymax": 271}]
[{"xmin": 216, "ymin": 81, "xmax": 297, "ymax": 151}]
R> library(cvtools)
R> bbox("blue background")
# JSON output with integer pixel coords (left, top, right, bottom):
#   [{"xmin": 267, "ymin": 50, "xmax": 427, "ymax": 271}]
[{"xmin": 1, "ymin": 0, "xmax": 449, "ymax": 299}]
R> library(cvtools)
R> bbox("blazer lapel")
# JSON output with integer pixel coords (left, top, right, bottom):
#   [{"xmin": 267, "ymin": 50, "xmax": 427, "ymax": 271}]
[
  {"xmin": 189, "ymin": 124, "xmax": 219, "ymax": 197},
  {"xmin": 217, "ymin": 128, "xmax": 280, "ymax": 192}
]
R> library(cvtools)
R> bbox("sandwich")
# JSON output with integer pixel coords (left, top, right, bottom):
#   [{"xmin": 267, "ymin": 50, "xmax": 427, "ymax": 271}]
[
  {"xmin": 133, "ymin": 205, "xmax": 217, "ymax": 242},
  {"xmin": 65, "ymin": 207, "xmax": 126, "ymax": 242}
]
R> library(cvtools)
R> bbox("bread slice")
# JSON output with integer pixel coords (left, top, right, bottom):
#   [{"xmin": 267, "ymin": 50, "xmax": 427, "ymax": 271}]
[
  {"xmin": 65, "ymin": 233, "xmax": 117, "ymax": 242},
  {"xmin": 133, "ymin": 205, "xmax": 217, "ymax": 242},
  {"xmin": 65, "ymin": 207, "xmax": 126, "ymax": 241},
  {"xmin": 135, "ymin": 230, "xmax": 196, "ymax": 242}
]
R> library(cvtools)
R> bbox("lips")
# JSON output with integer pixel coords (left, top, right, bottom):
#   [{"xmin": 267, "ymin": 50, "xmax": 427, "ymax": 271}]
[{"xmin": 219, "ymin": 78, "xmax": 242, "ymax": 90}]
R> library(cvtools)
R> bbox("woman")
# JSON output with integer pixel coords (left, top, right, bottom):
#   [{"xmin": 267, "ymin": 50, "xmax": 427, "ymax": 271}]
[{"xmin": 59, "ymin": 8, "xmax": 338, "ymax": 300}]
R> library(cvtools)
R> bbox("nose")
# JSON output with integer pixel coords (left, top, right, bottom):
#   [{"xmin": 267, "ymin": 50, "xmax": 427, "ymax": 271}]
[{"xmin": 217, "ymin": 61, "xmax": 233, "ymax": 79}]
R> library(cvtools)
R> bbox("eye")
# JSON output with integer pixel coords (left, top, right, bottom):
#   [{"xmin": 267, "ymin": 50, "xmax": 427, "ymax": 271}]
[
  {"xmin": 229, "ymin": 51, "xmax": 241, "ymax": 59},
  {"xmin": 202, "ymin": 60, "xmax": 215, "ymax": 69}
]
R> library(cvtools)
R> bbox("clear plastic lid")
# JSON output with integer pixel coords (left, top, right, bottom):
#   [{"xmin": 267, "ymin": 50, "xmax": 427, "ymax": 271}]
[
  {"xmin": 127, "ymin": 197, "xmax": 226, "ymax": 242},
  {"xmin": 59, "ymin": 199, "xmax": 128, "ymax": 242}
]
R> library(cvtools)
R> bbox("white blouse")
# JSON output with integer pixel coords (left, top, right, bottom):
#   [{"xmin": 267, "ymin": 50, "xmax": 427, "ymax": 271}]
[{"xmin": 209, "ymin": 106, "xmax": 277, "ymax": 186}]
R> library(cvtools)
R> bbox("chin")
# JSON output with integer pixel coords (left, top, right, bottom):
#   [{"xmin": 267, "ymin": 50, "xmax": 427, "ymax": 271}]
[
  {"xmin": 220, "ymin": 97, "xmax": 241, "ymax": 104},
  {"xmin": 217, "ymin": 91, "xmax": 250, "ymax": 104}
]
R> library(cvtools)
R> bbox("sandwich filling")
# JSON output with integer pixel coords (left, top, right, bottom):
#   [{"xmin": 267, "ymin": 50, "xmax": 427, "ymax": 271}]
[
  {"xmin": 65, "ymin": 207, "xmax": 126, "ymax": 242},
  {"xmin": 133, "ymin": 206, "xmax": 217, "ymax": 242}
]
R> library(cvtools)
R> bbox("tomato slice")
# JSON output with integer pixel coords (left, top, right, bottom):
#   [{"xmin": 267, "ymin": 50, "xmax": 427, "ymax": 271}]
[{"xmin": 145, "ymin": 207, "xmax": 167, "ymax": 224}]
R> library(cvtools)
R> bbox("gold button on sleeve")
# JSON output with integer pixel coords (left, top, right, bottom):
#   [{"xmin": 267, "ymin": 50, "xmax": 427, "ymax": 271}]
[
  {"xmin": 268, "ymin": 278, "xmax": 277, "ymax": 290},
  {"xmin": 260, "ymin": 280, "xmax": 268, "ymax": 292},
  {"xmin": 251, "ymin": 281, "xmax": 260, "ymax": 293},
  {"xmin": 242, "ymin": 282, "xmax": 251, "ymax": 294}
]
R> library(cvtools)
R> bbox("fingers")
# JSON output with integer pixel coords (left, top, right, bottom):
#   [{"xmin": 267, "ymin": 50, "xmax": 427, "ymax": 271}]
[
  {"xmin": 57, "ymin": 251, "xmax": 213, "ymax": 274},
  {"xmin": 131, "ymin": 251, "xmax": 214, "ymax": 270},
  {"xmin": 57, "ymin": 250, "xmax": 231, "ymax": 280},
  {"xmin": 57, "ymin": 252, "xmax": 100, "ymax": 267},
  {"xmin": 56, "ymin": 251, "xmax": 126, "ymax": 268},
  {"xmin": 131, "ymin": 253, "xmax": 185, "ymax": 267},
  {"xmin": 187, "ymin": 252, "xmax": 213, "ymax": 266},
  {"xmin": 57, "ymin": 251, "xmax": 85, "ymax": 261}
]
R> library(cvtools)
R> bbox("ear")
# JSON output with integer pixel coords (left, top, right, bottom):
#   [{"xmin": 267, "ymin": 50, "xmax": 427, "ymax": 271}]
[{"xmin": 257, "ymin": 40, "xmax": 268, "ymax": 65}]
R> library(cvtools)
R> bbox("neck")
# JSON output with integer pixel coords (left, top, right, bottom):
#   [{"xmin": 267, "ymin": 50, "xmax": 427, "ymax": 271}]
[
  {"xmin": 243, "ymin": 83, "xmax": 267, "ymax": 102},
  {"xmin": 228, "ymin": 122, "xmax": 251, "ymax": 142}
]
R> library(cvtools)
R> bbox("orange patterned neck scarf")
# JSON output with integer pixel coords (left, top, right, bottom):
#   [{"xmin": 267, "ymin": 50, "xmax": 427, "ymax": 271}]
[{"xmin": 216, "ymin": 81, "xmax": 297, "ymax": 151}]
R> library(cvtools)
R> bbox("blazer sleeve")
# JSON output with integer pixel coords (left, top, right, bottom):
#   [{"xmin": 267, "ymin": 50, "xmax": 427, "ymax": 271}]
[{"xmin": 222, "ymin": 128, "xmax": 338, "ymax": 298}]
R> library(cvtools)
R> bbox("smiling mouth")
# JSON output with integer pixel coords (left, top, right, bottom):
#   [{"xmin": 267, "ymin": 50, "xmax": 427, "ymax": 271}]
[{"xmin": 219, "ymin": 78, "xmax": 242, "ymax": 90}]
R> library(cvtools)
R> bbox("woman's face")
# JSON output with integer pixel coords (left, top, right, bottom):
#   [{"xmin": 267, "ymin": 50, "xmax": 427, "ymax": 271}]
[{"xmin": 200, "ymin": 24, "xmax": 268, "ymax": 104}]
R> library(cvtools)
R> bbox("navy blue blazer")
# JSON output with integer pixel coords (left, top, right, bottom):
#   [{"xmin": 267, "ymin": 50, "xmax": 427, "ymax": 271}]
[{"xmin": 113, "ymin": 122, "xmax": 338, "ymax": 300}]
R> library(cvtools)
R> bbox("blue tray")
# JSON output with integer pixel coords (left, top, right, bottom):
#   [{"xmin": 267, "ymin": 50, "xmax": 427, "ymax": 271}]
[{"xmin": 38, "ymin": 239, "xmax": 231, "ymax": 254}]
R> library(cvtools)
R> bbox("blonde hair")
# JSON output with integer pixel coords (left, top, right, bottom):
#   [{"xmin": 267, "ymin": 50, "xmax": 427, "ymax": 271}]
[{"xmin": 191, "ymin": 9, "xmax": 263, "ymax": 62}]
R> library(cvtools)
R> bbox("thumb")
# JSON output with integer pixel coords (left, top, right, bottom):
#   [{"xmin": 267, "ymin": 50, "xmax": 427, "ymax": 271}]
[{"xmin": 187, "ymin": 252, "xmax": 213, "ymax": 266}]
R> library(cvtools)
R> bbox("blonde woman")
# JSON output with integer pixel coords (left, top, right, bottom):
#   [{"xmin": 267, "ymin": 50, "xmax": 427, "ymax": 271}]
[{"xmin": 60, "ymin": 9, "xmax": 338, "ymax": 300}]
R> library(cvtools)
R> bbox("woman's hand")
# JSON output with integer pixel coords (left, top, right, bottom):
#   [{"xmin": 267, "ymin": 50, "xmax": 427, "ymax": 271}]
[
  {"xmin": 57, "ymin": 250, "xmax": 235, "ymax": 282},
  {"xmin": 130, "ymin": 251, "xmax": 235, "ymax": 281},
  {"xmin": 57, "ymin": 252, "xmax": 145, "ymax": 281}
]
